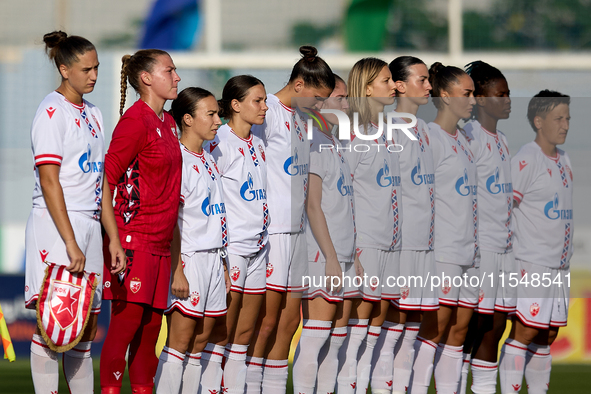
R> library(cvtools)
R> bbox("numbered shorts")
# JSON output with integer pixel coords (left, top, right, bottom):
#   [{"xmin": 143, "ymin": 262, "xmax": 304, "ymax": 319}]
[
  {"xmin": 514, "ymin": 260, "xmax": 569, "ymax": 329},
  {"xmin": 227, "ymin": 244, "xmax": 268, "ymax": 294},
  {"xmin": 392, "ymin": 250, "xmax": 439, "ymax": 311},
  {"xmin": 165, "ymin": 250, "xmax": 227, "ymax": 318},
  {"xmin": 25, "ymin": 208, "xmax": 103, "ymax": 313},
  {"xmin": 436, "ymin": 261, "xmax": 479, "ymax": 309},
  {"xmin": 265, "ymin": 232, "xmax": 308, "ymax": 292},
  {"xmin": 103, "ymin": 248, "xmax": 171, "ymax": 310},
  {"xmin": 303, "ymin": 261, "xmax": 353, "ymax": 302},
  {"xmin": 475, "ymin": 250, "xmax": 517, "ymax": 315}
]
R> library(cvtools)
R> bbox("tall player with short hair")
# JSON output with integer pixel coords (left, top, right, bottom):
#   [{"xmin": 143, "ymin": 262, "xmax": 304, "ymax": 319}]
[
  {"xmin": 26, "ymin": 30, "xmax": 126, "ymax": 394},
  {"xmin": 499, "ymin": 90, "xmax": 573, "ymax": 394}
]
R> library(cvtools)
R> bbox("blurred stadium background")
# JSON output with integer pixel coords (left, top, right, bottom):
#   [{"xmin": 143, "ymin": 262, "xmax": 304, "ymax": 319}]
[{"xmin": 1, "ymin": 0, "xmax": 591, "ymax": 376}]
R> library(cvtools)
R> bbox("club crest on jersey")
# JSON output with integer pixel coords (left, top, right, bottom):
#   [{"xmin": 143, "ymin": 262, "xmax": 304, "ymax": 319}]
[
  {"xmin": 530, "ymin": 302, "xmax": 540, "ymax": 317},
  {"xmin": 486, "ymin": 167, "xmax": 512, "ymax": 195},
  {"xmin": 230, "ymin": 266, "xmax": 240, "ymax": 282},
  {"xmin": 190, "ymin": 291, "xmax": 200, "ymax": 307},
  {"xmin": 130, "ymin": 277, "xmax": 141, "ymax": 294},
  {"xmin": 283, "ymin": 147, "xmax": 308, "ymax": 176},
  {"xmin": 544, "ymin": 193, "xmax": 572, "ymax": 220},
  {"xmin": 400, "ymin": 286, "xmax": 410, "ymax": 300},
  {"xmin": 337, "ymin": 169, "xmax": 353, "ymax": 196},
  {"xmin": 240, "ymin": 173, "xmax": 266, "ymax": 201},
  {"xmin": 46, "ymin": 107, "xmax": 56, "ymax": 119},
  {"xmin": 455, "ymin": 169, "xmax": 475, "ymax": 196},
  {"xmin": 442, "ymin": 278, "xmax": 451, "ymax": 295},
  {"xmin": 266, "ymin": 263, "xmax": 274, "ymax": 278},
  {"xmin": 376, "ymin": 159, "xmax": 400, "ymax": 187},
  {"xmin": 78, "ymin": 144, "xmax": 103, "ymax": 174},
  {"xmin": 258, "ymin": 145, "xmax": 266, "ymax": 161}
]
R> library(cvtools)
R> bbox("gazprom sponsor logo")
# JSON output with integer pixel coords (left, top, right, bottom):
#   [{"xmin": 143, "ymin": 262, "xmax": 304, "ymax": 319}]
[
  {"xmin": 283, "ymin": 147, "xmax": 309, "ymax": 176},
  {"xmin": 411, "ymin": 157, "xmax": 434, "ymax": 186},
  {"xmin": 240, "ymin": 172, "xmax": 267, "ymax": 201},
  {"xmin": 455, "ymin": 168, "xmax": 476, "ymax": 196},
  {"xmin": 544, "ymin": 193, "xmax": 572, "ymax": 220},
  {"xmin": 486, "ymin": 167, "xmax": 513, "ymax": 194},
  {"xmin": 201, "ymin": 197, "xmax": 226, "ymax": 217},
  {"xmin": 78, "ymin": 144, "xmax": 103, "ymax": 173},
  {"xmin": 337, "ymin": 168, "xmax": 354, "ymax": 196},
  {"xmin": 376, "ymin": 159, "xmax": 401, "ymax": 187}
]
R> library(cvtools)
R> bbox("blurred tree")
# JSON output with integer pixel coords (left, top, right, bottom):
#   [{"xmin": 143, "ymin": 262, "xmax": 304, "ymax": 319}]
[{"xmin": 291, "ymin": 22, "xmax": 340, "ymax": 48}]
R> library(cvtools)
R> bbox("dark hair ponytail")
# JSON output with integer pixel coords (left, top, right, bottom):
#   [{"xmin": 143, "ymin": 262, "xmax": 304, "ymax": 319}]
[
  {"xmin": 169, "ymin": 87, "xmax": 215, "ymax": 135},
  {"xmin": 218, "ymin": 75, "xmax": 264, "ymax": 120},
  {"xmin": 43, "ymin": 31, "xmax": 95, "ymax": 71},
  {"xmin": 465, "ymin": 60, "xmax": 506, "ymax": 96},
  {"xmin": 288, "ymin": 46, "xmax": 335, "ymax": 91},
  {"xmin": 428, "ymin": 62, "xmax": 467, "ymax": 109}
]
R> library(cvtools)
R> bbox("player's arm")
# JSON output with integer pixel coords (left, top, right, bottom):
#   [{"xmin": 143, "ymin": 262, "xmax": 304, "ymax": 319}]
[
  {"xmin": 100, "ymin": 178, "xmax": 126, "ymax": 274},
  {"xmin": 306, "ymin": 173, "xmax": 343, "ymax": 292},
  {"xmin": 170, "ymin": 221, "xmax": 189, "ymax": 299},
  {"xmin": 38, "ymin": 164, "xmax": 85, "ymax": 273}
]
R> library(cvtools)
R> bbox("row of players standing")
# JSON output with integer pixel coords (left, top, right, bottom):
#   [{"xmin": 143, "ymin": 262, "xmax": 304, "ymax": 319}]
[{"xmin": 25, "ymin": 30, "xmax": 573, "ymax": 394}]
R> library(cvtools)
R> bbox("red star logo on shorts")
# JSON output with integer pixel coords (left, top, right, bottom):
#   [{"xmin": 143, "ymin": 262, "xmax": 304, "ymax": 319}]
[
  {"xmin": 530, "ymin": 302, "xmax": 540, "ymax": 317},
  {"xmin": 130, "ymin": 277, "xmax": 142, "ymax": 294},
  {"xmin": 266, "ymin": 263, "xmax": 274, "ymax": 278}
]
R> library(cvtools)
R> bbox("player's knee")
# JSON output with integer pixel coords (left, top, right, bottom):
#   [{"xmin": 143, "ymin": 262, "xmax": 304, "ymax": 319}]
[{"xmin": 258, "ymin": 316, "xmax": 278, "ymax": 339}]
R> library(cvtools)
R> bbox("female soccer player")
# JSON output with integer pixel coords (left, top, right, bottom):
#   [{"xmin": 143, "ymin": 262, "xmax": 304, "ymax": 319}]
[
  {"xmin": 199, "ymin": 75, "xmax": 269, "ymax": 394},
  {"xmin": 499, "ymin": 91, "xmax": 572, "ymax": 394},
  {"xmin": 408, "ymin": 63, "xmax": 478, "ymax": 394},
  {"xmin": 153, "ymin": 87, "xmax": 227, "ymax": 393},
  {"xmin": 100, "ymin": 49, "xmax": 182, "ymax": 394},
  {"xmin": 460, "ymin": 60, "xmax": 514, "ymax": 394},
  {"xmin": 292, "ymin": 76, "xmax": 360, "ymax": 394},
  {"xmin": 385, "ymin": 56, "xmax": 437, "ymax": 394},
  {"xmin": 247, "ymin": 45, "xmax": 335, "ymax": 394},
  {"xmin": 26, "ymin": 31, "xmax": 125, "ymax": 393},
  {"xmin": 335, "ymin": 58, "xmax": 402, "ymax": 394}
]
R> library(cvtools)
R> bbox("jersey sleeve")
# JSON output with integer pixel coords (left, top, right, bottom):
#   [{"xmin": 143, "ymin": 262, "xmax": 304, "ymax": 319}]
[
  {"xmin": 511, "ymin": 148, "xmax": 535, "ymax": 205},
  {"xmin": 104, "ymin": 116, "xmax": 147, "ymax": 195},
  {"xmin": 179, "ymin": 160, "xmax": 191, "ymax": 206},
  {"xmin": 31, "ymin": 104, "xmax": 67, "ymax": 167}
]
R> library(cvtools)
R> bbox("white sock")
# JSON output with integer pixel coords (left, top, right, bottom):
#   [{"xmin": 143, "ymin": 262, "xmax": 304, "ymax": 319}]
[
  {"xmin": 471, "ymin": 359, "xmax": 498, "ymax": 394},
  {"xmin": 222, "ymin": 343, "xmax": 249, "ymax": 394},
  {"xmin": 524, "ymin": 344, "xmax": 551, "ymax": 394},
  {"xmin": 433, "ymin": 343, "xmax": 463, "ymax": 394},
  {"xmin": 391, "ymin": 322, "xmax": 419, "ymax": 393},
  {"xmin": 317, "ymin": 326, "xmax": 347, "ymax": 394},
  {"xmin": 155, "ymin": 346, "xmax": 185, "ymax": 394},
  {"xmin": 459, "ymin": 352, "xmax": 471, "ymax": 394},
  {"xmin": 336, "ymin": 319, "xmax": 369, "ymax": 394},
  {"xmin": 261, "ymin": 358, "xmax": 289, "ymax": 394},
  {"xmin": 30, "ymin": 334, "xmax": 59, "ymax": 393},
  {"xmin": 499, "ymin": 339, "xmax": 527, "ymax": 394},
  {"xmin": 371, "ymin": 321, "xmax": 404, "ymax": 392},
  {"xmin": 63, "ymin": 341, "xmax": 94, "ymax": 393},
  {"xmin": 408, "ymin": 336, "xmax": 437, "ymax": 394},
  {"xmin": 200, "ymin": 343, "xmax": 225, "ymax": 394},
  {"xmin": 246, "ymin": 356, "xmax": 264, "ymax": 394},
  {"xmin": 181, "ymin": 352, "xmax": 202, "ymax": 394},
  {"xmin": 292, "ymin": 319, "xmax": 332, "ymax": 394},
  {"xmin": 356, "ymin": 325, "xmax": 381, "ymax": 393}
]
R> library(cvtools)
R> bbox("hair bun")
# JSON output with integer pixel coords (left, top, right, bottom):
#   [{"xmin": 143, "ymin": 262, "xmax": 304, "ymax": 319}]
[
  {"xmin": 299, "ymin": 45, "xmax": 318, "ymax": 62},
  {"xmin": 429, "ymin": 62, "xmax": 445, "ymax": 77},
  {"xmin": 43, "ymin": 31, "xmax": 68, "ymax": 49}
]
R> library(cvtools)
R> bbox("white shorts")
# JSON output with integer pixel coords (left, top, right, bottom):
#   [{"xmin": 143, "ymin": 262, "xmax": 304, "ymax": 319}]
[
  {"xmin": 303, "ymin": 261, "xmax": 353, "ymax": 302},
  {"xmin": 343, "ymin": 248, "xmax": 389, "ymax": 301},
  {"xmin": 475, "ymin": 251, "xmax": 517, "ymax": 315},
  {"xmin": 436, "ymin": 261, "xmax": 479, "ymax": 309},
  {"xmin": 392, "ymin": 250, "xmax": 439, "ymax": 311},
  {"xmin": 25, "ymin": 208, "xmax": 103, "ymax": 313},
  {"xmin": 514, "ymin": 259, "xmax": 569, "ymax": 329},
  {"xmin": 265, "ymin": 232, "xmax": 308, "ymax": 292},
  {"xmin": 227, "ymin": 244, "xmax": 268, "ymax": 294},
  {"xmin": 165, "ymin": 250, "xmax": 227, "ymax": 318},
  {"xmin": 381, "ymin": 250, "xmax": 401, "ymax": 301}
]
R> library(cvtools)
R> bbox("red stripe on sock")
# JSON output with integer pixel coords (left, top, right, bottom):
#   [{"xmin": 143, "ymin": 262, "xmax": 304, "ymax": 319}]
[{"xmin": 163, "ymin": 349, "xmax": 185, "ymax": 362}]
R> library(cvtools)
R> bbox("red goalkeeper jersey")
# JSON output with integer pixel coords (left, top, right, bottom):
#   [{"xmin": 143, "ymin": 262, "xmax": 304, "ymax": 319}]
[{"xmin": 105, "ymin": 99, "xmax": 182, "ymax": 256}]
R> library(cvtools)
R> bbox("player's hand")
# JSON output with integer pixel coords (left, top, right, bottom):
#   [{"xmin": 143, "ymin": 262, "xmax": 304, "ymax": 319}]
[
  {"xmin": 325, "ymin": 257, "xmax": 343, "ymax": 293},
  {"xmin": 171, "ymin": 269, "xmax": 190, "ymax": 299},
  {"xmin": 108, "ymin": 240, "xmax": 127, "ymax": 275},
  {"xmin": 354, "ymin": 254, "xmax": 364, "ymax": 279},
  {"xmin": 65, "ymin": 240, "xmax": 86, "ymax": 274}
]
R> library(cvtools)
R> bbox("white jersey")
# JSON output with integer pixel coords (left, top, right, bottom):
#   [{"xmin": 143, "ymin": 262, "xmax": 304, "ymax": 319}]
[
  {"xmin": 342, "ymin": 123, "xmax": 401, "ymax": 251},
  {"xmin": 178, "ymin": 143, "xmax": 228, "ymax": 254},
  {"xmin": 307, "ymin": 131, "xmax": 356, "ymax": 263},
  {"xmin": 392, "ymin": 117, "xmax": 435, "ymax": 251},
  {"xmin": 427, "ymin": 122, "xmax": 479, "ymax": 267},
  {"xmin": 206, "ymin": 124, "xmax": 268, "ymax": 256},
  {"xmin": 463, "ymin": 120, "xmax": 513, "ymax": 253},
  {"xmin": 31, "ymin": 91, "xmax": 105, "ymax": 219},
  {"xmin": 252, "ymin": 94, "xmax": 309, "ymax": 234},
  {"xmin": 511, "ymin": 142, "xmax": 573, "ymax": 269}
]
